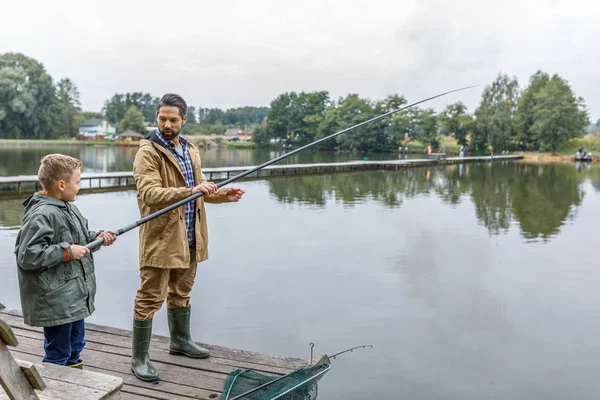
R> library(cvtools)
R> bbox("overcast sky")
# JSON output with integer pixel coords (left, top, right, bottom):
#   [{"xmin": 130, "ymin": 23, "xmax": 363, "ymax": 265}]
[{"xmin": 2, "ymin": 0, "xmax": 598, "ymax": 121}]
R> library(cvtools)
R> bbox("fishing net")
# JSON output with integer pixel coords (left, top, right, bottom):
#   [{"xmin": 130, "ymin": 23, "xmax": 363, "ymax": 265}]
[{"xmin": 220, "ymin": 363, "xmax": 331, "ymax": 400}]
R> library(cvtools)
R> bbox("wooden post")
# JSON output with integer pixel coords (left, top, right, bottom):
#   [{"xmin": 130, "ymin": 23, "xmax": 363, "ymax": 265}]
[{"xmin": 0, "ymin": 319, "xmax": 44, "ymax": 399}]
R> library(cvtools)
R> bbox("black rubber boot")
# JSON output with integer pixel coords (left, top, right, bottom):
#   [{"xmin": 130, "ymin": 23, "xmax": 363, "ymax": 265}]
[
  {"xmin": 167, "ymin": 306, "xmax": 210, "ymax": 359},
  {"xmin": 131, "ymin": 319, "xmax": 159, "ymax": 381},
  {"xmin": 66, "ymin": 359, "xmax": 83, "ymax": 369}
]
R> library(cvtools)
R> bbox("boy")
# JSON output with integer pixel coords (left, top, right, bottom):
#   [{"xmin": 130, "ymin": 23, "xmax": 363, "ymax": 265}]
[{"xmin": 14, "ymin": 154, "xmax": 117, "ymax": 368}]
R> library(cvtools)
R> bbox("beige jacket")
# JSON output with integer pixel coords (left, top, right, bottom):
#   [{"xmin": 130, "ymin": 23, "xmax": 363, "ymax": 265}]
[{"xmin": 133, "ymin": 131, "xmax": 228, "ymax": 269}]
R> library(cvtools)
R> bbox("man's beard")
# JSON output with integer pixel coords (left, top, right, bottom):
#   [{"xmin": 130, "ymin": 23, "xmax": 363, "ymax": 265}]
[{"xmin": 159, "ymin": 127, "xmax": 180, "ymax": 141}]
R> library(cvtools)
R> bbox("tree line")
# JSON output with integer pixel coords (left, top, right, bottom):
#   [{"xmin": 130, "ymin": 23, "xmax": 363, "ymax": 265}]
[
  {"xmin": 257, "ymin": 72, "xmax": 590, "ymax": 154},
  {"xmin": 0, "ymin": 52, "xmax": 592, "ymax": 153}
]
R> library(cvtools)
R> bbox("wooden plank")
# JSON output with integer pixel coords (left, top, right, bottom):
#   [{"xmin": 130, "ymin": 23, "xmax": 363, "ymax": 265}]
[
  {"xmin": 1, "ymin": 311, "xmax": 307, "ymax": 370},
  {"xmin": 9, "ymin": 351, "xmax": 212, "ymax": 400},
  {"xmin": 8, "ymin": 325, "xmax": 295, "ymax": 376},
  {"xmin": 0, "ymin": 319, "xmax": 18, "ymax": 346},
  {"xmin": 23, "ymin": 361, "xmax": 121, "ymax": 394},
  {"xmin": 1, "ymin": 371, "xmax": 116, "ymax": 400},
  {"xmin": 0, "ymin": 309, "xmax": 315, "ymax": 400},
  {"xmin": 10, "ymin": 343, "xmax": 228, "ymax": 394},
  {"xmin": 0, "ymin": 339, "xmax": 39, "ymax": 400},
  {"xmin": 15, "ymin": 361, "xmax": 45, "ymax": 391}
]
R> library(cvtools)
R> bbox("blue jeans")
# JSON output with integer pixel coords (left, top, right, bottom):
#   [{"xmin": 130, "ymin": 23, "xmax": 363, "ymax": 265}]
[{"xmin": 42, "ymin": 319, "xmax": 86, "ymax": 366}]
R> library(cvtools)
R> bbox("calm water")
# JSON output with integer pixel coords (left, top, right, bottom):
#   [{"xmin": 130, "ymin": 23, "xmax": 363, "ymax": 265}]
[
  {"xmin": 0, "ymin": 143, "xmax": 416, "ymax": 176},
  {"xmin": 1, "ymin": 157, "xmax": 600, "ymax": 399}
]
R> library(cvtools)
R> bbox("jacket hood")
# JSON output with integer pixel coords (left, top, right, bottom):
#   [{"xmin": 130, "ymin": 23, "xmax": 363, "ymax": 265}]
[
  {"xmin": 143, "ymin": 129, "xmax": 163, "ymax": 147},
  {"xmin": 22, "ymin": 192, "xmax": 67, "ymax": 217}
]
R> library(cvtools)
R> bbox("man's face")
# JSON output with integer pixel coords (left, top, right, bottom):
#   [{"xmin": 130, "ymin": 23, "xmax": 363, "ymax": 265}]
[{"xmin": 157, "ymin": 106, "xmax": 187, "ymax": 141}]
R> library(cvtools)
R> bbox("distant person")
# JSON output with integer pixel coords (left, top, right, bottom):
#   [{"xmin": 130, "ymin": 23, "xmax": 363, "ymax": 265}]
[
  {"xmin": 130, "ymin": 93, "xmax": 245, "ymax": 381},
  {"xmin": 14, "ymin": 154, "xmax": 117, "ymax": 369}
]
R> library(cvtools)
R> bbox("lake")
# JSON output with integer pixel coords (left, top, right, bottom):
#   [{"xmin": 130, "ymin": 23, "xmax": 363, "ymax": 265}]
[
  {"xmin": 1, "ymin": 146, "xmax": 599, "ymax": 399},
  {"xmin": 0, "ymin": 142, "xmax": 417, "ymax": 176}
]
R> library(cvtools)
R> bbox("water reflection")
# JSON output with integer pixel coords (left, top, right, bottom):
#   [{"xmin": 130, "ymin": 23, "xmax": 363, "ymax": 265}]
[
  {"xmin": 1, "ymin": 161, "xmax": 596, "ymax": 242},
  {"xmin": 268, "ymin": 162, "xmax": 594, "ymax": 242},
  {"xmin": 0, "ymin": 144, "xmax": 413, "ymax": 176}
]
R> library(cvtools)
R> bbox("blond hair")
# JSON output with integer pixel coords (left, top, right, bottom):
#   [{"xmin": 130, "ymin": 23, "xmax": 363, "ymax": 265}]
[{"xmin": 38, "ymin": 154, "xmax": 83, "ymax": 190}]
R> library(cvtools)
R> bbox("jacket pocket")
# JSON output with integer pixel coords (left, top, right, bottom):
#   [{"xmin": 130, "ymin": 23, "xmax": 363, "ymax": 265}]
[
  {"xmin": 144, "ymin": 209, "xmax": 175, "ymax": 240},
  {"xmin": 40, "ymin": 276, "xmax": 86, "ymax": 316}
]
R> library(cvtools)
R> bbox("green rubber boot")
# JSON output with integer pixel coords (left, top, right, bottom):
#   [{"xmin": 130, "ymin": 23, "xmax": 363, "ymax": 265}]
[
  {"xmin": 131, "ymin": 319, "xmax": 159, "ymax": 381},
  {"xmin": 168, "ymin": 306, "xmax": 210, "ymax": 359}
]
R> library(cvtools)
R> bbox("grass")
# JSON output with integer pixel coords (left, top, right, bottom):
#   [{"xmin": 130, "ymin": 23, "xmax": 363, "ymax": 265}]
[
  {"xmin": 0, "ymin": 139, "xmax": 116, "ymax": 146},
  {"xmin": 221, "ymin": 140, "xmax": 256, "ymax": 148},
  {"xmin": 556, "ymin": 137, "xmax": 600, "ymax": 155}
]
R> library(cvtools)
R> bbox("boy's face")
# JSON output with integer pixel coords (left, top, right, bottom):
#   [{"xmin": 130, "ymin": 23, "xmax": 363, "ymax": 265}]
[{"xmin": 57, "ymin": 168, "xmax": 81, "ymax": 201}]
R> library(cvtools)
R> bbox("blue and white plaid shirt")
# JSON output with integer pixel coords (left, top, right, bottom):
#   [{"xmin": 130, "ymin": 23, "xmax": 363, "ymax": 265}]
[{"xmin": 155, "ymin": 130, "xmax": 196, "ymax": 245}]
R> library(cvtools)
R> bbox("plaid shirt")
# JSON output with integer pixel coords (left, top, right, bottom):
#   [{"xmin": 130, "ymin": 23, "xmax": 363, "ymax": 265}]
[{"xmin": 155, "ymin": 130, "xmax": 196, "ymax": 245}]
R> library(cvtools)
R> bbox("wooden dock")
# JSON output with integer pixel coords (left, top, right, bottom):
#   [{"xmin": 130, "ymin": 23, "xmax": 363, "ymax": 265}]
[
  {"xmin": 0, "ymin": 155, "xmax": 522, "ymax": 196},
  {"xmin": 0, "ymin": 309, "xmax": 309, "ymax": 400}
]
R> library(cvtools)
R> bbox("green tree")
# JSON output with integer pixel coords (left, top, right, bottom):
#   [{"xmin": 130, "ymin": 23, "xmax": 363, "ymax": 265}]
[
  {"xmin": 0, "ymin": 53, "xmax": 59, "ymax": 139},
  {"xmin": 333, "ymin": 94, "xmax": 376, "ymax": 152},
  {"xmin": 55, "ymin": 77, "xmax": 81, "ymax": 138},
  {"xmin": 437, "ymin": 102, "xmax": 473, "ymax": 146},
  {"xmin": 120, "ymin": 105, "xmax": 145, "ymax": 133},
  {"xmin": 515, "ymin": 70, "xmax": 550, "ymax": 149},
  {"xmin": 187, "ymin": 106, "xmax": 198, "ymax": 124},
  {"xmin": 374, "ymin": 94, "xmax": 408, "ymax": 150},
  {"xmin": 200, "ymin": 107, "xmax": 225, "ymax": 125},
  {"xmin": 418, "ymin": 108, "xmax": 439, "ymax": 148},
  {"xmin": 530, "ymin": 74, "xmax": 589, "ymax": 154},
  {"xmin": 265, "ymin": 92, "xmax": 297, "ymax": 141},
  {"xmin": 396, "ymin": 107, "xmax": 439, "ymax": 149},
  {"xmin": 472, "ymin": 73, "xmax": 520, "ymax": 154},
  {"xmin": 103, "ymin": 92, "xmax": 159, "ymax": 124},
  {"xmin": 288, "ymin": 91, "xmax": 331, "ymax": 145}
]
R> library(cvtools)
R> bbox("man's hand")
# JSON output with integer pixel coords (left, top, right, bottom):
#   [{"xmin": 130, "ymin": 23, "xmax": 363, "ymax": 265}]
[
  {"xmin": 97, "ymin": 231, "xmax": 117, "ymax": 246},
  {"xmin": 70, "ymin": 245, "xmax": 90, "ymax": 260},
  {"xmin": 225, "ymin": 188, "xmax": 245, "ymax": 202},
  {"xmin": 192, "ymin": 181, "xmax": 218, "ymax": 196}
]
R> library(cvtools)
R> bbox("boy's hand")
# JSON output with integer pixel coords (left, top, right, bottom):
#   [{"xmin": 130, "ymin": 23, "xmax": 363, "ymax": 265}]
[
  {"xmin": 71, "ymin": 245, "xmax": 90, "ymax": 260},
  {"xmin": 97, "ymin": 231, "xmax": 117, "ymax": 246}
]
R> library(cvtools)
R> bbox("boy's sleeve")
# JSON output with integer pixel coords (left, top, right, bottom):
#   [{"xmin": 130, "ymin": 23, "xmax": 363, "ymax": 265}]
[
  {"xmin": 87, "ymin": 229, "xmax": 104, "ymax": 252},
  {"xmin": 16, "ymin": 214, "xmax": 71, "ymax": 270}
]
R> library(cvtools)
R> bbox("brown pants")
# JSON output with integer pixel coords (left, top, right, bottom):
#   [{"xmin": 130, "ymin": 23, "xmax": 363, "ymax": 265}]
[{"xmin": 134, "ymin": 248, "xmax": 197, "ymax": 321}]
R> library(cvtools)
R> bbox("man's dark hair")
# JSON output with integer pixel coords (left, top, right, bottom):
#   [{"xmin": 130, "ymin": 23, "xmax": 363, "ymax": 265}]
[{"xmin": 156, "ymin": 93, "xmax": 187, "ymax": 118}]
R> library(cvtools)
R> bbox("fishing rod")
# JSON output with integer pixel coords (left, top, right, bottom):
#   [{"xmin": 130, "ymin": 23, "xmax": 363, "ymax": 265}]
[{"xmin": 86, "ymin": 85, "xmax": 478, "ymax": 250}]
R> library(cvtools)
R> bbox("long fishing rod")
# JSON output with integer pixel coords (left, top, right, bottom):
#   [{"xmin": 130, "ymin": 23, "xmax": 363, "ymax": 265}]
[{"xmin": 86, "ymin": 85, "xmax": 477, "ymax": 250}]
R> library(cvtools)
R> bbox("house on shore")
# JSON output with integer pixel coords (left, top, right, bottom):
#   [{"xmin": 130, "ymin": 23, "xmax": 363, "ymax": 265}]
[{"xmin": 78, "ymin": 119, "xmax": 116, "ymax": 140}]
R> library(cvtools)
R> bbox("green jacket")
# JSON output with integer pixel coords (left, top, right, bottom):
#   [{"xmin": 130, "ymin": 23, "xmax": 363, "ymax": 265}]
[{"xmin": 14, "ymin": 192, "xmax": 100, "ymax": 327}]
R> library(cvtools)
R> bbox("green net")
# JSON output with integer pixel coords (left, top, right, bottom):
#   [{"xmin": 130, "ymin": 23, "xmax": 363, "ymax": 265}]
[{"xmin": 220, "ymin": 363, "xmax": 331, "ymax": 400}]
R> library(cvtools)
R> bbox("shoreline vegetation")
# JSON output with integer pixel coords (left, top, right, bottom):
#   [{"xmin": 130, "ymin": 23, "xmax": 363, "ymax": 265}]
[
  {"xmin": 2, "ymin": 53, "xmax": 599, "ymax": 158},
  {"xmin": 2, "ymin": 136, "xmax": 598, "ymax": 157}
]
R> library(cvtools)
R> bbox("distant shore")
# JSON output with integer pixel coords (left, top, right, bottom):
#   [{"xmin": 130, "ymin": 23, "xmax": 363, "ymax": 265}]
[{"xmin": 517, "ymin": 152, "xmax": 595, "ymax": 163}]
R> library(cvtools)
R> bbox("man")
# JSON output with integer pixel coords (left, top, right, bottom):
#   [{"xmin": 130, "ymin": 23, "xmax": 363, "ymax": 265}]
[{"xmin": 131, "ymin": 93, "xmax": 244, "ymax": 381}]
